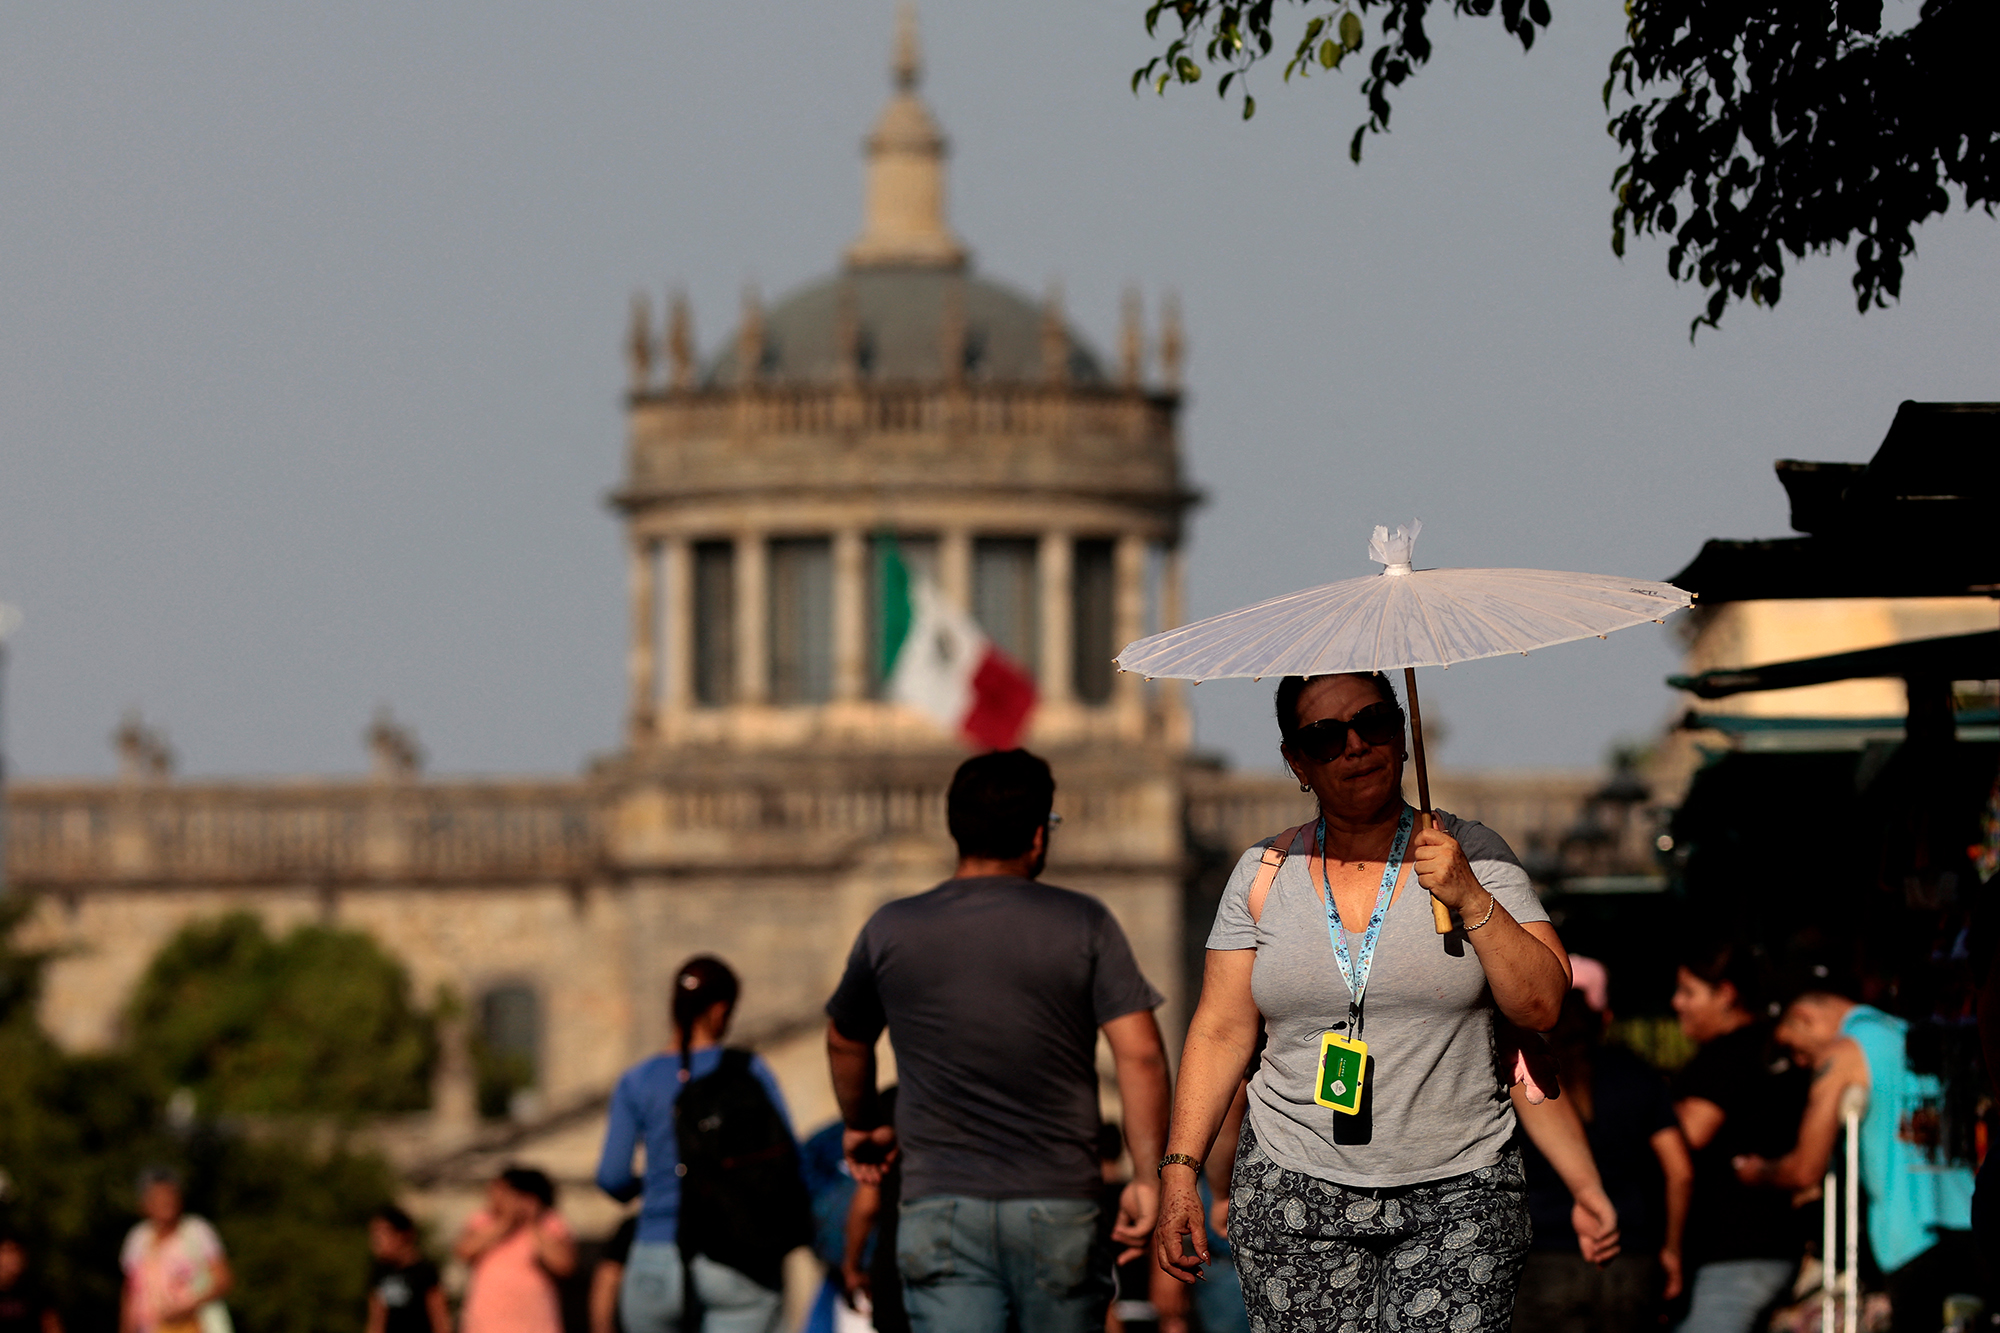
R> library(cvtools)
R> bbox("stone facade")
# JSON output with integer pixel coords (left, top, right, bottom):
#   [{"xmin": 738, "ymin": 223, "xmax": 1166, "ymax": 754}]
[{"xmin": 2, "ymin": 16, "xmax": 1624, "ymax": 1277}]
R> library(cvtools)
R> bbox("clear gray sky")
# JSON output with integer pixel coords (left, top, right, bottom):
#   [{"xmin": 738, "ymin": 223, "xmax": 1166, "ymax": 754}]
[{"xmin": 2, "ymin": 2, "xmax": 1993, "ymax": 780}]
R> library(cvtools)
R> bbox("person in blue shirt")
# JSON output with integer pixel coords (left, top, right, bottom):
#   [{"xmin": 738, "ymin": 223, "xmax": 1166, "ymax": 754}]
[
  {"xmin": 1733, "ymin": 988, "xmax": 1978, "ymax": 1333},
  {"xmin": 596, "ymin": 956, "xmax": 795, "ymax": 1333}
]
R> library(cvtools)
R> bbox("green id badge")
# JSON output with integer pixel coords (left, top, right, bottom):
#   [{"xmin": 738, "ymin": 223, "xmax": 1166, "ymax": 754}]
[{"xmin": 1314, "ymin": 1031, "xmax": 1368, "ymax": 1115}]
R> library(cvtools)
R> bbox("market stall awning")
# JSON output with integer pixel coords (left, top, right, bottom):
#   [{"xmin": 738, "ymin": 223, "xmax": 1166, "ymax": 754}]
[
  {"xmin": 1668, "ymin": 629, "xmax": 2000, "ymax": 700},
  {"xmin": 1669, "ymin": 401, "xmax": 2000, "ymax": 602}
]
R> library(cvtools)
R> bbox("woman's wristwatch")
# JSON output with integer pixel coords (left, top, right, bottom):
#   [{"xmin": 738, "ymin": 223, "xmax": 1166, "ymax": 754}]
[{"xmin": 1158, "ymin": 1153, "xmax": 1203, "ymax": 1177}]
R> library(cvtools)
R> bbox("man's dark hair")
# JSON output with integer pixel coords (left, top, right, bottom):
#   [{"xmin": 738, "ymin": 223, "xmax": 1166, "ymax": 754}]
[
  {"xmin": 947, "ymin": 750, "xmax": 1055, "ymax": 860},
  {"xmin": 371, "ymin": 1204, "xmax": 417, "ymax": 1235},
  {"xmin": 1274, "ymin": 672, "xmax": 1399, "ymax": 748},
  {"xmin": 1775, "ymin": 958, "xmax": 1862, "ymax": 1008},
  {"xmin": 499, "ymin": 1165, "xmax": 555, "ymax": 1208}
]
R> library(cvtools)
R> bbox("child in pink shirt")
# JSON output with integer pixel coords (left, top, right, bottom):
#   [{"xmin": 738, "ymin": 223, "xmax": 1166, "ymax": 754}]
[{"xmin": 455, "ymin": 1167, "xmax": 576, "ymax": 1333}]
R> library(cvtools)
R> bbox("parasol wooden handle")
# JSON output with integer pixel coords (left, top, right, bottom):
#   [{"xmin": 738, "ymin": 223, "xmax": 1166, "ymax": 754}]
[{"xmin": 1404, "ymin": 669, "xmax": 1453, "ymax": 935}]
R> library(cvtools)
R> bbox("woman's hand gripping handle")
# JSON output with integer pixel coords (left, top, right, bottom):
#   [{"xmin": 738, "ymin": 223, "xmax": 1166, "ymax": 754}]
[{"xmin": 1414, "ymin": 810, "xmax": 1453, "ymax": 934}]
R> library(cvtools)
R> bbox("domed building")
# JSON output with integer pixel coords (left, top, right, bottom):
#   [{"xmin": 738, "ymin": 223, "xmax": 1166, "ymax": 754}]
[
  {"xmin": 7, "ymin": 11, "xmax": 1330, "ymax": 1247},
  {"xmin": 612, "ymin": 12, "xmax": 1191, "ymax": 760},
  {"xmin": 6, "ymin": 14, "xmax": 1626, "ymax": 1258},
  {"xmin": 592, "ymin": 11, "xmax": 1221, "ymax": 1094}
]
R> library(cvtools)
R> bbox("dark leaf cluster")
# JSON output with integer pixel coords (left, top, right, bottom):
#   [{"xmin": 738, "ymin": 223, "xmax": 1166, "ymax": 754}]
[
  {"xmin": 0, "ymin": 907, "xmax": 406, "ymax": 1333},
  {"xmin": 125, "ymin": 913, "xmax": 437, "ymax": 1118},
  {"xmin": 1609, "ymin": 0, "xmax": 1998, "ymax": 336},
  {"xmin": 1134, "ymin": 0, "xmax": 1550, "ymax": 148},
  {"xmin": 1134, "ymin": 0, "xmax": 1998, "ymax": 330}
]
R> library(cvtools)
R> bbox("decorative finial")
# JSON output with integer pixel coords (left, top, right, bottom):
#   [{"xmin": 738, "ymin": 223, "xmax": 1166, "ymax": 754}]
[
  {"xmin": 626, "ymin": 291, "xmax": 654, "ymax": 393},
  {"xmin": 365, "ymin": 706, "xmax": 424, "ymax": 781},
  {"xmin": 668, "ymin": 291, "xmax": 694, "ymax": 390},
  {"xmin": 113, "ymin": 710, "xmax": 174, "ymax": 783},
  {"xmin": 736, "ymin": 284, "xmax": 764, "ymax": 387},
  {"xmin": 893, "ymin": 2, "xmax": 920, "ymax": 92},
  {"xmin": 1160, "ymin": 291, "xmax": 1183, "ymax": 391},
  {"xmin": 845, "ymin": 5, "xmax": 966, "ymax": 270},
  {"xmin": 1041, "ymin": 282, "xmax": 1069, "ymax": 386},
  {"xmin": 1119, "ymin": 287, "xmax": 1143, "ymax": 390}
]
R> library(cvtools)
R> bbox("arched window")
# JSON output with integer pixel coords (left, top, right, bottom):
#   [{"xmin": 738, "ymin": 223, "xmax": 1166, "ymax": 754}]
[
  {"xmin": 768, "ymin": 537, "xmax": 833, "ymax": 703},
  {"xmin": 974, "ymin": 538, "xmax": 1039, "ymax": 676},
  {"xmin": 693, "ymin": 541, "xmax": 736, "ymax": 707},
  {"xmin": 1071, "ymin": 539, "xmax": 1116, "ymax": 704},
  {"xmin": 473, "ymin": 984, "xmax": 539, "ymax": 1120}
]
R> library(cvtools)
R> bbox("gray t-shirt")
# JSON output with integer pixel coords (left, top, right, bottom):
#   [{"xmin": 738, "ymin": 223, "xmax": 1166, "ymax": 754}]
[
  {"xmin": 1207, "ymin": 809, "xmax": 1547, "ymax": 1189},
  {"xmin": 827, "ymin": 876, "xmax": 1165, "ymax": 1202}
]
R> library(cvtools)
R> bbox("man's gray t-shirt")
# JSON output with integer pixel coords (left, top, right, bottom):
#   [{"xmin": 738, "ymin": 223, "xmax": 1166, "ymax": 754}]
[
  {"xmin": 827, "ymin": 876, "xmax": 1164, "ymax": 1202},
  {"xmin": 1207, "ymin": 809, "xmax": 1547, "ymax": 1189}
]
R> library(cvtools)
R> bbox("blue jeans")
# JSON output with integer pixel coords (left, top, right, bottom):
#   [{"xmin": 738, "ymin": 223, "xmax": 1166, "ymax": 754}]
[
  {"xmin": 1674, "ymin": 1258, "xmax": 1797, "ymax": 1333},
  {"xmin": 619, "ymin": 1240, "xmax": 784, "ymax": 1333},
  {"xmin": 896, "ymin": 1195, "xmax": 1109, "ymax": 1333}
]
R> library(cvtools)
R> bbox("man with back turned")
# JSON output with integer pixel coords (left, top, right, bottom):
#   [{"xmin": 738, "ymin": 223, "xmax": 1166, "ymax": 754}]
[{"xmin": 825, "ymin": 749, "xmax": 1171, "ymax": 1333}]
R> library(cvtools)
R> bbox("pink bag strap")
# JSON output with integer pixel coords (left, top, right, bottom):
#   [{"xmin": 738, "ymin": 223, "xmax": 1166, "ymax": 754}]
[{"xmin": 1247, "ymin": 822, "xmax": 1314, "ymax": 923}]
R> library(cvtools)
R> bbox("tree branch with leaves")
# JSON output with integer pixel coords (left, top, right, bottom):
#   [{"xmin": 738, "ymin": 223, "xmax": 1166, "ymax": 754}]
[{"xmin": 1134, "ymin": 0, "xmax": 1997, "ymax": 335}]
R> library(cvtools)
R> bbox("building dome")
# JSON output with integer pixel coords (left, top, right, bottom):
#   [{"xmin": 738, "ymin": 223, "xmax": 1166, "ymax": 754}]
[
  {"xmin": 702, "ymin": 11, "xmax": 1102, "ymax": 389},
  {"xmin": 705, "ymin": 269, "xmax": 1105, "ymax": 386}
]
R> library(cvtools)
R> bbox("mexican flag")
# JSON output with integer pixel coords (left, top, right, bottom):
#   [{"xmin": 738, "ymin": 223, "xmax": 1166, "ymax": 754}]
[{"xmin": 878, "ymin": 540, "xmax": 1037, "ymax": 751}]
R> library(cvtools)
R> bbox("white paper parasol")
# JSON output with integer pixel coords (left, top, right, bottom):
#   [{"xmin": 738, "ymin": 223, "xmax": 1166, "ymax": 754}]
[{"xmin": 1116, "ymin": 522, "xmax": 1693, "ymax": 930}]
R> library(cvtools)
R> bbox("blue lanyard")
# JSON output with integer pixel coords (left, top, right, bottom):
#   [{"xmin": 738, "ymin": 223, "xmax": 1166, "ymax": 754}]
[{"xmin": 1316, "ymin": 805, "xmax": 1413, "ymax": 1028}]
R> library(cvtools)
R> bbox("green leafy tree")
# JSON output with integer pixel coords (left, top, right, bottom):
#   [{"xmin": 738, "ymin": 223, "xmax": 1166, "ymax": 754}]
[
  {"xmin": 1134, "ymin": 0, "xmax": 1998, "ymax": 333},
  {"xmin": 0, "ymin": 899, "xmax": 176, "ymax": 1328},
  {"xmin": 0, "ymin": 903, "xmax": 414, "ymax": 1333},
  {"xmin": 126, "ymin": 913, "xmax": 435, "ymax": 1117}
]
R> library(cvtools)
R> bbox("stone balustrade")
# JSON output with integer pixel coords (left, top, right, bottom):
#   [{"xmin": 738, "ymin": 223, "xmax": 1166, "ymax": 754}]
[
  {"xmin": 4, "ymin": 765, "xmax": 1194, "ymax": 888},
  {"xmin": 4, "ymin": 781, "xmax": 602, "ymax": 888},
  {"xmin": 632, "ymin": 381, "xmax": 1172, "ymax": 440}
]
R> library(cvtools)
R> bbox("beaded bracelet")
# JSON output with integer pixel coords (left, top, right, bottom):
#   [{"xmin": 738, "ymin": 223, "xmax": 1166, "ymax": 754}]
[{"xmin": 1464, "ymin": 892, "xmax": 1499, "ymax": 931}]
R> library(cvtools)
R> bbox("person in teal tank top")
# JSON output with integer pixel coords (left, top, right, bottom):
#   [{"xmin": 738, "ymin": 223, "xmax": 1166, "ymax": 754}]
[
  {"xmin": 1837, "ymin": 1005, "xmax": 1976, "ymax": 1271},
  {"xmin": 1731, "ymin": 990, "xmax": 1978, "ymax": 1333}
]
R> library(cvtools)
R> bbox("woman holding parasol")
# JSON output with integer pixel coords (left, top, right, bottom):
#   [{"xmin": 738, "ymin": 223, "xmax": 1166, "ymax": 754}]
[
  {"xmin": 1152, "ymin": 669, "xmax": 1570, "ymax": 1329},
  {"xmin": 1138, "ymin": 523, "xmax": 1691, "ymax": 1331}
]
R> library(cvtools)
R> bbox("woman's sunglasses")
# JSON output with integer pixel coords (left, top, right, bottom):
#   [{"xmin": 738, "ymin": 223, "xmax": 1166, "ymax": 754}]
[{"xmin": 1290, "ymin": 703, "xmax": 1405, "ymax": 764}]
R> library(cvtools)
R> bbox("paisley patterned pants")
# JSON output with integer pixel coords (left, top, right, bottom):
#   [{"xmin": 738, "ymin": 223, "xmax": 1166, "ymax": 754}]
[{"xmin": 1227, "ymin": 1122, "xmax": 1530, "ymax": 1333}]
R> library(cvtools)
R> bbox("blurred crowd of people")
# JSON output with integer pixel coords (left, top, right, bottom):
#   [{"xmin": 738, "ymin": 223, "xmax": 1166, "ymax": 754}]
[{"xmin": 1, "ymin": 735, "xmax": 1990, "ymax": 1333}]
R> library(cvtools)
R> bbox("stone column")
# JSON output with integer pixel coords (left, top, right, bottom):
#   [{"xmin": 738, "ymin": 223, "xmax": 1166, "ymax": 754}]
[
  {"xmin": 431, "ymin": 1013, "xmax": 478, "ymax": 1142},
  {"xmin": 833, "ymin": 529, "xmax": 867, "ymax": 701},
  {"xmin": 1159, "ymin": 543, "xmax": 1191, "ymax": 749},
  {"xmin": 662, "ymin": 537, "xmax": 694, "ymax": 717},
  {"xmin": 627, "ymin": 537, "xmax": 658, "ymax": 743},
  {"xmin": 1161, "ymin": 542, "xmax": 1185, "ymax": 631},
  {"xmin": 940, "ymin": 528, "xmax": 972, "ymax": 611},
  {"xmin": 1114, "ymin": 533, "xmax": 1146, "ymax": 716},
  {"xmin": 736, "ymin": 532, "xmax": 768, "ymax": 705},
  {"xmin": 1039, "ymin": 532, "xmax": 1073, "ymax": 705}
]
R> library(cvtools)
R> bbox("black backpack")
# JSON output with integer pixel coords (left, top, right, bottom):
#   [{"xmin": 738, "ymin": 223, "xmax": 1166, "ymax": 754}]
[{"xmin": 673, "ymin": 1048, "xmax": 814, "ymax": 1291}]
